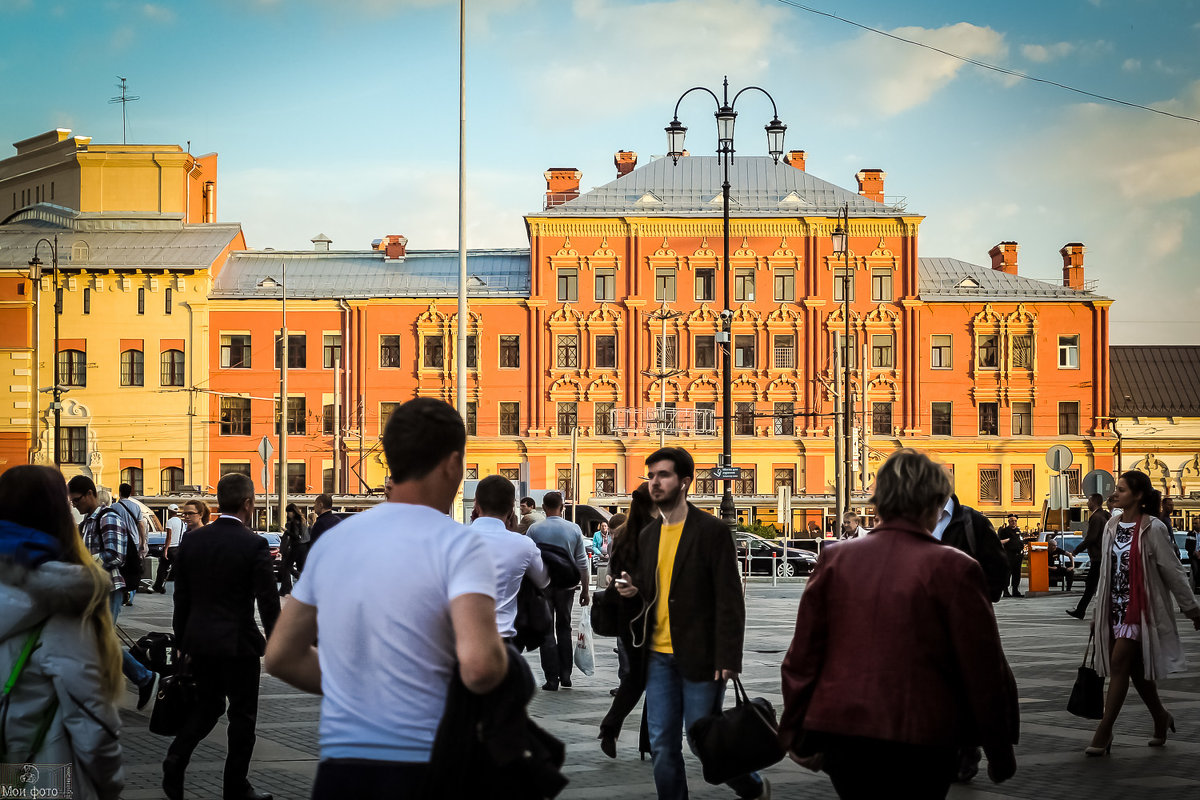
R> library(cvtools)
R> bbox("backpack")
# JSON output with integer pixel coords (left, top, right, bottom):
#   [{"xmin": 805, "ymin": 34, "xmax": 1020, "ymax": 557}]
[
  {"xmin": 130, "ymin": 631, "xmax": 178, "ymax": 676},
  {"xmin": 106, "ymin": 507, "xmax": 143, "ymax": 588}
]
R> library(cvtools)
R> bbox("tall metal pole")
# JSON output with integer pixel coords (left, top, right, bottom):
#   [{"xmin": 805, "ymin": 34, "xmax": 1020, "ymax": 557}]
[
  {"xmin": 279, "ymin": 261, "xmax": 288, "ymax": 527},
  {"xmin": 833, "ymin": 342, "xmax": 843, "ymax": 530},
  {"xmin": 52, "ymin": 243, "xmax": 60, "ymax": 467},
  {"xmin": 720, "ymin": 145, "xmax": 735, "ymax": 530},
  {"xmin": 861, "ymin": 341, "xmax": 869, "ymax": 491},
  {"xmin": 333, "ymin": 354, "xmax": 341, "ymax": 496},
  {"xmin": 32, "ymin": 237, "xmax": 62, "ymax": 467},
  {"xmin": 456, "ymin": 0, "xmax": 467, "ymax": 423},
  {"xmin": 841, "ymin": 204, "xmax": 852, "ymax": 514}
]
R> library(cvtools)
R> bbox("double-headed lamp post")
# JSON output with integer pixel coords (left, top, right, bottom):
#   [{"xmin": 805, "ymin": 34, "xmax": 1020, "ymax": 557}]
[
  {"xmin": 665, "ymin": 77, "xmax": 786, "ymax": 531},
  {"xmin": 258, "ymin": 265, "xmax": 287, "ymax": 529},
  {"xmin": 830, "ymin": 203, "xmax": 852, "ymax": 518},
  {"xmin": 28, "ymin": 237, "xmax": 62, "ymax": 467}
]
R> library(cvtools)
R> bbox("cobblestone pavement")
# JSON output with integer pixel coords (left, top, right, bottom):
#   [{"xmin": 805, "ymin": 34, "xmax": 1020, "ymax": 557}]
[{"xmin": 113, "ymin": 579, "xmax": 1200, "ymax": 799}]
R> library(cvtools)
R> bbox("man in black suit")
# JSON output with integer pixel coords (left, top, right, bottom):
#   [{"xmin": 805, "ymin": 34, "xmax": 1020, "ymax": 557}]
[
  {"xmin": 613, "ymin": 447, "xmax": 767, "ymax": 800},
  {"xmin": 1068, "ymin": 493, "xmax": 1112, "ymax": 618},
  {"xmin": 163, "ymin": 473, "xmax": 281, "ymax": 800},
  {"xmin": 307, "ymin": 493, "xmax": 343, "ymax": 546}
]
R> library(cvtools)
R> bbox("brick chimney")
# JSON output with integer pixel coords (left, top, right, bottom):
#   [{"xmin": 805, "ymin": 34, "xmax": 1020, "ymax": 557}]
[
  {"xmin": 544, "ymin": 168, "xmax": 582, "ymax": 208},
  {"xmin": 784, "ymin": 150, "xmax": 806, "ymax": 171},
  {"xmin": 381, "ymin": 234, "xmax": 408, "ymax": 261},
  {"xmin": 855, "ymin": 169, "xmax": 885, "ymax": 202},
  {"xmin": 1060, "ymin": 242, "xmax": 1086, "ymax": 290},
  {"xmin": 988, "ymin": 241, "xmax": 1019, "ymax": 275},
  {"xmin": 614, "ymin": 150, "xmax": 637, "ymax": 178}
]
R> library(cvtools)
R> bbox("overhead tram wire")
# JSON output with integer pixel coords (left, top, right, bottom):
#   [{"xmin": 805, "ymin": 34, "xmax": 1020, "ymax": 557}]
[{"xmin": 771, "ymin": 0, "xmax": 1200, "ymax": 125}]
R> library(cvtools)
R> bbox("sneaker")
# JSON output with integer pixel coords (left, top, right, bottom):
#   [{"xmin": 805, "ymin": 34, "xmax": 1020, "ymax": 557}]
[{"xmin": 137, "ymin": 673, "xmax": 158, "ymax": 711}]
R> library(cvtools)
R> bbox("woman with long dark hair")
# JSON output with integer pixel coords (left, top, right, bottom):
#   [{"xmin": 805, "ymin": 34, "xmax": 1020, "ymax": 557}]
[
  {"xmin": 0, "ymin": 465, "xmax": 124, "ymax": 799},
  {"xmin": 1086, "ymin": 470, "xmax": 1200, "ymax": 755},
  {"xmin": 598, "ymin": 482, "xmax": 658, "ymax": 758}
]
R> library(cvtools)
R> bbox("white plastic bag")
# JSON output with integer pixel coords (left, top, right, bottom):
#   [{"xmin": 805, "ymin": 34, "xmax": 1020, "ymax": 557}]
[{"xmin": 573, "ymin": 613, "xmax": 596, "ymax": 676}]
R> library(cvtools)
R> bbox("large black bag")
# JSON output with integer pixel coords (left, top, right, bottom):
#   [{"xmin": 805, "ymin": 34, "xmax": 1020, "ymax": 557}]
[
  {"xmin": 1067, "ymin": 631, "xmax": 1105, "ymax": 720},
  {"xmin": 513, "ymin": 577, "xmax": 552, "ymax": 653},
  {"xmin": 589, "ymin": 587, "xmax": 620, "ymax": 637},
  {"xmin": 688, "ymin": 677, "xmax": 785, "ymax": 785},
  {"xmin": 105, "ymin": 508, "xmax": 143, "ymax": 588},
  {"xmin": 149, "ymin": 668, "xmax": 198, "ymax": 736}
]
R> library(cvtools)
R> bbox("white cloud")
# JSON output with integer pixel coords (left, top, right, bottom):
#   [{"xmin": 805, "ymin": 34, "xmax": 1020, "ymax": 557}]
[
  {"xmin": 1021, "ymin": 42, "xmax": 1075, "ymax": 62},
  {"xmin": 833, "ymin": 23, "xmax": 1008, "ymax": 116},
  {"xmin": 1122, "ymin": 58, "xmax": 1141, "ymax": 71},
  {"xmin": 528, "ymin": 0, "xmax": 791, "ymax": 119},
  {"xmin": 109, "ymin": 25, "xmax": 135, "ymax": 50},
  {"xmin": 141, "ymin": 3, "xmax": 174, "ymax": 22}
]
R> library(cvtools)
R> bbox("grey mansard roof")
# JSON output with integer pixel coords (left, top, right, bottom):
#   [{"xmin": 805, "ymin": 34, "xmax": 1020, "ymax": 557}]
[
  {"xmin": 537, "ymin": 155, "xmax": 909, "ymax": 217},
  {"xmin": 917, "ymin": 257, "xmax": 1107, "ymax": 302},
  {"xmin": 211, "ymin": 248, "xmax": 532, "ymax": 299}
]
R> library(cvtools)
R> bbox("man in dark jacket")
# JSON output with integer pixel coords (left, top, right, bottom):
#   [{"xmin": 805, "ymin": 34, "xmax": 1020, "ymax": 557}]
[
  {"xmin": 995, "ymin": 513, "xmax": 1026, "ymax": 598},
  {"xmin": 307, "ymin": 493, "xmax": 343, "ymax": 546},
  {"xmin": 164, "ymin": 472, "xmax": 281, "ymax": 800},
  {"xmin": 1067, "ymin": 494, "xmax": 1110, "ymax": 618},
  {"xmin": 935, "ymin": 497, "xmax": 1009, "ymax": 603},
  {"xmin": 613, "ymin": 447, "xmax": 767, "ymax": 800}
]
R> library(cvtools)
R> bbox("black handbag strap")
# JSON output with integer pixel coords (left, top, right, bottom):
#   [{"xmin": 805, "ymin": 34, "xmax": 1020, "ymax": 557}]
[
  {"xmin": 1081, "ymin": 630, "xmax": 1096, "ymax": 668},
  {"xmin": 730, "ymin": 676, "xmax": 750, "ymax": 707}
]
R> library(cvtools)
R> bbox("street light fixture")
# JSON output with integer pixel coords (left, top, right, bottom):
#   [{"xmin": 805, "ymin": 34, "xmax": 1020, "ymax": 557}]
[
  {"xmin": 665, "ymin": 76, "xmax": 786, "ymax": 531},
  {"xmin": 258, "ymin": 265, "xmax": 287, "ymax": 529},
  {"xmin": 29, "ymin": 236, "xmax": 61, "ymax": 467}
]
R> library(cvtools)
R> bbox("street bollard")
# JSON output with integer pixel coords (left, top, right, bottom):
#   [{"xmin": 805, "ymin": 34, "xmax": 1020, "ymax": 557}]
[{"xmin": 1028, "ymin": 541, "xmax": 1050, "ymax": 593}]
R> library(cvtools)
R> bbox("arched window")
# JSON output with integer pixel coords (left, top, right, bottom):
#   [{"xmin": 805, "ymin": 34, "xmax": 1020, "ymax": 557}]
[
  {"xmin": 56, "ymin": 349, "xmax": 86, "ymax": 386},
  {"xmin": 120, "ymin": 349, "xmax": 144, "ymax": 386},
  {"xmin": 120, "ymin": 467, "xmax": 144, "ymax": 496},
  {"xmin": 161, "ymin": 467, "xmax": 184, "ymax": 494},
  {"xmin": 160, "ymin": 349, "xmax": 185, "ymax": 387}
]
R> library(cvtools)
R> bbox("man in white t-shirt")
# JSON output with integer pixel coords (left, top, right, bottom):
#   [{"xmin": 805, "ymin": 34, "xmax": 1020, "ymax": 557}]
[
  {"xmin": 265, "ymin": 398, "xmax": 508, "ymax": 798},
  {"xmin": 154, "ymin": 503, "xmax": 186, "ymax": 593},
  {"xmin": 471, "ymin": 475, "xmax": 550, "ymax": 641}
]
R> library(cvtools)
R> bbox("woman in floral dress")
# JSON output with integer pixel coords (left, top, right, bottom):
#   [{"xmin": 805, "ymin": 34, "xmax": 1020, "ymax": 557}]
[{"xmin": 1086, "ymin": 470, "xmax": 1200, "ymax": 755}]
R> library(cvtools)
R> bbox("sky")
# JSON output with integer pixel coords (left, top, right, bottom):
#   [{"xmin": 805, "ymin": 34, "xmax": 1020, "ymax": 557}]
[{"xmin": 2, "ymin": 0, "xmax": 1198, "ymax": 344}]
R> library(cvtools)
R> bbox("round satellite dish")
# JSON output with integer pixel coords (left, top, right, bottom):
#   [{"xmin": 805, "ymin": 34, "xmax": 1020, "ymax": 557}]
[{"xmin": 1045, "ymin": 445, "xmax": 1074, "ymax": 472}]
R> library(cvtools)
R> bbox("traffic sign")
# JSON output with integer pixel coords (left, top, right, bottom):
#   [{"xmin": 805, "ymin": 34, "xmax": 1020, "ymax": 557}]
[
  {"xmin": 1082, "ymin": 469, "xmax": 1116, "ymax": 499},
  {"xmin": 711, "ymin": 467, "xmax": 742, "ymax": 481},
  {"xmin": 257, "ymin": 436, "xmax": 274, "ymax": 463},
  {"xmin": 1045, "ymin": 445, "xmax": 1074, "ymax": 472}
]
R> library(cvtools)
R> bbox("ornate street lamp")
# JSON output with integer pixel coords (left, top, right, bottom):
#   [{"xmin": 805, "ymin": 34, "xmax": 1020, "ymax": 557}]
[
  {"xmin": 831, "ymin": 203, "xmax": 852, "ymax": 521},
  {"xmin": 29, "ymin": 237, "xmax": 61, "ymax": 466},
  {"xmin": 665, "ymin": 77, "xmax": 786, "ymax": 531}
]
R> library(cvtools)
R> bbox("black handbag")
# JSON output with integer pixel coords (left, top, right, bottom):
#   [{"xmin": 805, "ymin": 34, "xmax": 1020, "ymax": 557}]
[
  {"xmin": 687, "ymin": 677, "xmax": 785, "ymax": 785},
  {"xmin": 149, "ymin": 664, "xmax": 198, "ymax": 736},
  {"xmin": 1067, "ymin": 631, "xmax": 1105, "ymax": 720},
  {"xmin": 589, "ymin": 587, "xmax": 620, "ymax": 637}
]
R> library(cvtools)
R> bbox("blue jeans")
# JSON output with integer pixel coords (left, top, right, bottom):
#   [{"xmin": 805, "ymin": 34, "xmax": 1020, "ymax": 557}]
[
  {"xmin": 110, "ymin": 591, "xmax": 154, "ymax": 687},
  {"xmin": 645, "ymin": 651, "xmax": 763, "ymax": 800}
]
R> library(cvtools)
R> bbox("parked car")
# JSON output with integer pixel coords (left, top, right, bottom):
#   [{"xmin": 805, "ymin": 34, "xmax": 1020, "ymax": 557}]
[
  {"xmin": 735, "ymin": 533, "xmax": 817, "ymax": 578},
  {"xmin": 147, "ymin": 529, "xmax": 167, "ymax": 559},
  {"xmin": 1173, "ymin": 533, "xmax": 1194, "ymax": 583},
  {"xmin": 258, "ymin": 532, "xmax": 285, "ymax": 580}
]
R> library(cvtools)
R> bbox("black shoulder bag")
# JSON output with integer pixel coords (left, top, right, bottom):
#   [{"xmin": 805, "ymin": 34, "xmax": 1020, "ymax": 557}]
[{"xmin": 1067, "ymin": 630, "xmax": 1105, "ymax": 719}]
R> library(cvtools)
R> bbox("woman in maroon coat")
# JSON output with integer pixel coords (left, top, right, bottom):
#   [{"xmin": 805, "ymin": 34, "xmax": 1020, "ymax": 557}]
[{"xmin": 779, "ymin": 448, "xmax": 1019, "ymax": 799}]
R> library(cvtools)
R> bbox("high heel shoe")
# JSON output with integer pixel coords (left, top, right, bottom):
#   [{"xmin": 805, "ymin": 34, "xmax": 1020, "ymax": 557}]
[
  {"xmin": 598, "ymin": 733, "xmax": 617, "ymax": 759},
  {"xmin": 1149, "ymin": 714, "xmax": 1176, "ymax": 747},
  {"xmin": 1084, "ymin": 735, "xmax": 1113, "ymax": 757}
]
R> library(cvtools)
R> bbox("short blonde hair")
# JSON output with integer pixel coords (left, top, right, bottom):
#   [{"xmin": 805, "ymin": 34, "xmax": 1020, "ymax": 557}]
[{"xmin": 871, "ymin": 449, "xmax": 951, "ymax": 524}]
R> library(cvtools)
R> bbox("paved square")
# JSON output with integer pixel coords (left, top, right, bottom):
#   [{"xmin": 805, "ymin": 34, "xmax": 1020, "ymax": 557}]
[{"xmin": 113, "ymin": 580, "xmax": 1200, "ymax": 799}]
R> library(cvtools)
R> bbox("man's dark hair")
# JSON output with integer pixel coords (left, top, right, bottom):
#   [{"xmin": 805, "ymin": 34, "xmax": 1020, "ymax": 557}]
[
  {"xmin": 217, "ymin": 473, "xmax": 255, "ymax": 514},
  {"xmin": 1089, "ymin": 493, "xmax": 1104, "ymax": 506},
  {"xmin": 118, "ymin": 482, "xmax": 133, "ymax": 498},
  {"xmin": 542, "ymin": 491, "xmax": 564, "ymax": 511},
  {"xmin": 520, "ymin": 496, "xmax": 535, "ymax": 508},
  {"xmin": 476, "ymin": 475, "xmax": 516, "ymax": 517},
  {"xmin": 66, "ymin": 475, "xmax": 97, "ymax": 497},
  {"xmin": 315, "ymin": 493, "xmax": 333, "ymax": 509},
  {"xmin": 645, "ymin": 447, "xmax": 695, "ymax": 481},
  {"xmin": 383, "ymin": 398, "xmax": 466, "ymax": 483}
]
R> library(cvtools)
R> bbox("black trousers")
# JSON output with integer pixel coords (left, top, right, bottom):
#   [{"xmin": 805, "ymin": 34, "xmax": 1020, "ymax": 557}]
[
  {"xmin": 312, "ymin": 759, "xmax": 428, "ymax": 799},
  {"xmin": 153, "ymin": 548, "xmax": 177, "ymax": 591},
  {"xmin": 167, "ymin": 655, "xmax": 262, "ymax": 793},
  {"xmin": 822, "ymin": 735, "xmax": 957, "ymax": 800},
  {"xmin": 600, "ymin": 636, "xmax": 646, "ymax": 738},
  {"xmin": 1074, "ymin": 559, "xmax": 1102, "ymax": 612},
  {"xmin": 278, "ymin": 542, "xmax": 309, "ymax": 595},
  {"xmin": 1007, "ymin": 553, "xmax": 1023, "ymax": 594},
  {"xmin": 539, "ymin": 587, "xmax": 575, "ymax": 686}
]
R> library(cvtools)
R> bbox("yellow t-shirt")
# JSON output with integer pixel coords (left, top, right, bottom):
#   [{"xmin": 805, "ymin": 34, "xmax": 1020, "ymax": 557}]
[{"xmin": 651, "ymin": 520, "xmax": 686, "ymax": 653}]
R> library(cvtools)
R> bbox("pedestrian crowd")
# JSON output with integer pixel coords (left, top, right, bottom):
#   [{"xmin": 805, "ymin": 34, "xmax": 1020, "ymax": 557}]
[{"xmin": 2, "ymin": 397, "xmax": 1199, "ymax": 800}]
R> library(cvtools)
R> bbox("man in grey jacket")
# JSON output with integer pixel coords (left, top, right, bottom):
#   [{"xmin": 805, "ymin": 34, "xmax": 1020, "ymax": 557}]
[{"xmin": 526, "ymin": 491, "xmax": 589, "ymax": 690}]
